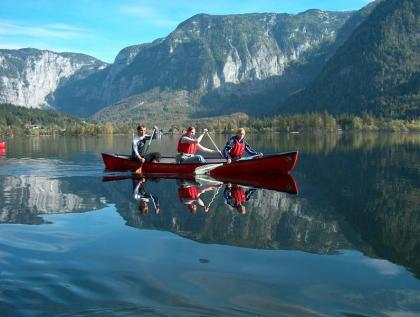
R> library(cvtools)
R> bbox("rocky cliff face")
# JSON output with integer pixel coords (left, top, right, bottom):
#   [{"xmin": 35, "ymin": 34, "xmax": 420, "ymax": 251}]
[
  {"xmin": 54, "ymin": 10, "xmax": 353, "ymax": 119},
  {"xmin": 2, "ymin": 7, "xmax": 377, "ymax": 121},
  {"xmin": 0, "ymin": 48, "xmax": 107, "ymax": 109}
]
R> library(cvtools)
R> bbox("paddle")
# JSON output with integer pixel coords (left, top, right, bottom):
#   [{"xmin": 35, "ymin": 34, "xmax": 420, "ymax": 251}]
[
  {"xmin": 205, "ymin": 130, "xmax": 224, "ymax": 158},
  {"xmin": 236, "ymin": 153, "xmax": 264, "ymax": 161},
  {"xmin": 194, "ymin": 163, "xmax": 223, "ymax": 175},
  {"xmin": 144, "ymin": 126, "xmax": 158, "ymax": 155}
]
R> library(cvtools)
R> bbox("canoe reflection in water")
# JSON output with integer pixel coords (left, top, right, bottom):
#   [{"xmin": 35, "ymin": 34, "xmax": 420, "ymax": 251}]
[
  {"xmin": 176, "ymin": 179, "xmax": 220, "ymax": 214},
  {"xmin": 133, "ymin": 176, "xmax": 160, "ymax": 214},
  {"xmin": 103, "ymin": 173, "xmax": 298, "ymax": 216}
]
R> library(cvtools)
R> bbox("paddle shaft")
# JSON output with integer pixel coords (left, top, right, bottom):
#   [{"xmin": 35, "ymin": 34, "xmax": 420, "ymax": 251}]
[
  {"xmin": 206, "ymin": 132, "xmax": 224, "ymax": 158},
  {"xmin": 144, "ymin": 128, "xmax": 157, "ymax": 155}
]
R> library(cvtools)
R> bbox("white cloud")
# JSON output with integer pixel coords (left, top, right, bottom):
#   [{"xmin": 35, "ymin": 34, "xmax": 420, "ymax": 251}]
[
  {"xmin": 0, "ymin": 19, "xmax": 87, "ymax": 39},
  {"xmin": 119, "ymin": 5, "xmax": 178, "ymax": 28},
  {"xmin": 120, "ymin": 5, "xmax": 157, "ymax": 18}
]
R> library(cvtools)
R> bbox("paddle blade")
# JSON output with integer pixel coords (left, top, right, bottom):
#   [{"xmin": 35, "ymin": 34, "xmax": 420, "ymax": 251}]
[{"xmin": 194, "ymin": 163, "xmax": 223, "ymax": 175}]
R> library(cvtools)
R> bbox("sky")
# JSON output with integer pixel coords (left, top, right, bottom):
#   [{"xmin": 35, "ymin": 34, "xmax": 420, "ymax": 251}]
[{"xmin": 0, "ymin": 0, "xmax": 374, "ymax": 63}]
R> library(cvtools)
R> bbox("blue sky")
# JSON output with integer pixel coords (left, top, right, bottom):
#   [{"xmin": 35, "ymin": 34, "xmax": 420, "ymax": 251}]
[{"xmin": 0, "ymin": 0, "xmax": 374, "ymax": 63}]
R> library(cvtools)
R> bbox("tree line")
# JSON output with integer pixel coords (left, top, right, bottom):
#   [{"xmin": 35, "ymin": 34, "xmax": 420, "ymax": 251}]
[{"xmin": 1, "ymin": 103, "xmax": 419, "ymax": 137}]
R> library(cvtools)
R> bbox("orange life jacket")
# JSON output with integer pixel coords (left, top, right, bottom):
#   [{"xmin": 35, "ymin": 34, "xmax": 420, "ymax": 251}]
[
  {"xmin": 232, "ymin": 186, "xmax": 246, "ymax": 204},
  {"xmin": 177, "ymin": 134, "xmax": 198, "ymax": 154},
  {"xmin": 178, "ymin": 186, "xmax": 199, "ymax": 199},
  {"xmin": 229, "ymin": 138, "xmax": 246, "ymax": 158}
]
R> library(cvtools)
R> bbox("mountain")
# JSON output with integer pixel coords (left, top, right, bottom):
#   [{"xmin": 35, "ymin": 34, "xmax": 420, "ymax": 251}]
[
  {"xmin": 52, "ymin": 10, "xmax": 353, "ymax": 120},
  {"xmin": 282, "ymin": 0, "xmax": 420, "ymax": 119},
  {"xmin": 0, "ymin": 48, "xmax": 107, "ymax": 109}
]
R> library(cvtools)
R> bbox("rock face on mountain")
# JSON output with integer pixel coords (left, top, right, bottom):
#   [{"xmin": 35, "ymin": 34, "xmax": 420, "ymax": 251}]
[
  {"xmin": 282, "ymin": 0, "xmax": 419, "ymax": 118},
  {"xmin": 0, "ymin": 48, "xmax": 107, "ymax": 109},
  {"xmin": 53, "ymin": 10, "xmax": 353, "ymax": 120},
  {"xmin": 4, "ymin": 2, "xmax": 399, "ymax": 121}
]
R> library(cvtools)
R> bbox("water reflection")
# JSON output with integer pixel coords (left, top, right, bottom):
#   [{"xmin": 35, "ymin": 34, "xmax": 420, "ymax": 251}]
[
  {"xmin": 0, "ymin": 133, "xmax": 419, "ymax": 276},
  {"xmin": 222, "ymin": 183, "xmax": 256, "ymax": 214},
  {"xmin": 101, "ymin": 174, "xmax": 357, "ymax": 254},
  {"xmin": 133, "ymin": 176, "xmax": 160, "ymax": 214},
  {"xmin": 0, "ymin": 175, "xmax": 106, "ymax": 224},
  {"xmin": 176, "ymin": 178, "xmax": 220, "ymax": 214},
  {"xmin": 0, "ymin": 133, "xmax": 419, "ymax": 316}
]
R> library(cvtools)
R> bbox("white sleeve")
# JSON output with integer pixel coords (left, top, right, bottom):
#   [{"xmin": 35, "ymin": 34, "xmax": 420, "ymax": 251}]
[
  {"xmin": 132, "ymin": 137, "xmax": 140, "ymax": 156},
  {"xmin": 181, "ymin": 136, "xmax": 196, "ymax": 144}
]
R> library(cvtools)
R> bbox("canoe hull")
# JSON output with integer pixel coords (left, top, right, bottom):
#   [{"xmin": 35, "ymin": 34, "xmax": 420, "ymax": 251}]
[
  {"xmin": 209, "ymin": 152, "xmax": 298, "ymax": 177},
  {"xmin": 101, "ymin": 151, "xmax": 298, "ymax": 175},
  {"xmin": 102, "ymin": 153, "xmax": 202, "ymax": 175}
]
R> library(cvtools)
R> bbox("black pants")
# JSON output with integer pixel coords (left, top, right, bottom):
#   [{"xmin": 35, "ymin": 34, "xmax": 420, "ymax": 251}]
[{"xmin": 144, "ymin": 152, "xmax": 161, "ymax": 162}]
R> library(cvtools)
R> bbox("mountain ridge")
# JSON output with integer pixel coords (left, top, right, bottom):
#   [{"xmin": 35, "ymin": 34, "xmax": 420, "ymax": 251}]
[
  {"xmin": 58, "ymin": 9, "xmax": 354, "ymax": 121},
  {"xmin": 0, "ymin": 48, "xmax": 107, "ymax": 110},
  {"xmin": 282, "ymin": 0, "xmax": 419, "ymax": 118}
]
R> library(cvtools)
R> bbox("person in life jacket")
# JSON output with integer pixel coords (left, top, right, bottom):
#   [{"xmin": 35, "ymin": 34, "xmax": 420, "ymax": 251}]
[
  {"xmin": 132, "ymin": 124, "xmax": 162, "ymax": 164},
  {"xmin": 176, "ymin": 126, "xmax": 217, "ymax": 163},
  {"xmin": 223, "ymin": 183, "xmax": 256, "ymax": 214},
  {"xmin": 177, "ymin": 179, "xmax": 218, "ymax": 213},
  {"xmin": 223, "ymin": 128, "xmax": 263, "ymax": 164}
]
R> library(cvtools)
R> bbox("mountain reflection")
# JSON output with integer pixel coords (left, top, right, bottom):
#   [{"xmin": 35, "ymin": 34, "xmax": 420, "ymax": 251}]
[
  {"xmin": 298, "ymin": 140, "xmax": 420, "ymax": 277},
  {"xmin": 102, "ymin": 174, "xmax": 355, "ymax": 254},
  {"xmin": 1, "ymin": 133, "xmax": 418, "ymax": 278},
  {"xmin": 0, "ymin": 175, "xmax": 106, "ymax": 224}
]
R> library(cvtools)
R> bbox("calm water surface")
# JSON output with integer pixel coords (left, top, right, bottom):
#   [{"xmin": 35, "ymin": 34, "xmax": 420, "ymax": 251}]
[{"xmin": 0, "ymin": 133, "xmax": 419, "ymax": 317}]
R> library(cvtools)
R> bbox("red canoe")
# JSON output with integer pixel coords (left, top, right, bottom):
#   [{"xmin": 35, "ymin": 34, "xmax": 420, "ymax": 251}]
[
  {"xmin": 101, "ymin": 151, "xmax": 298, "ymax": 175},
  {"xmin": 0, "ymin": 141, "xmax": 5, "ymax": 149}
]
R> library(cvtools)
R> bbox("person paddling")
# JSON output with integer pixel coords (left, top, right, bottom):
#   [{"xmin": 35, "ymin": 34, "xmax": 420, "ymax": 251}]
[
  {"xmin": 223, "ymin": 128, "xmax": 262, "ymax": 164},
  {"xmin": 176, "ymin": 126, "xmax": 217, "ymax": 163},
  {"xmin": 132, "ymin": 124, "xmax": 162, "ymax": 164}
]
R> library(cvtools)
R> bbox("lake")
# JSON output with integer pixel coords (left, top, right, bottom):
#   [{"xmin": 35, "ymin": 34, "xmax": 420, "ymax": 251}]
[{"xmin": 0, "ymin": 132, "xmax": 419, "ymax": 317}]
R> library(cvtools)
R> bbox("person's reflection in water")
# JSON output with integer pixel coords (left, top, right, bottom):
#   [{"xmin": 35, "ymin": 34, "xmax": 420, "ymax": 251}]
[
  {"xmin": 133, "ymin": 177, "xmax": 160, "ymax": 214},
  {"xmin": 223, "ymin": 183, "xmax": 256, "ymax": 214},
  {"xmin": 177, "ymin": 179, "xmax": 218, "ymax": 214}
]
